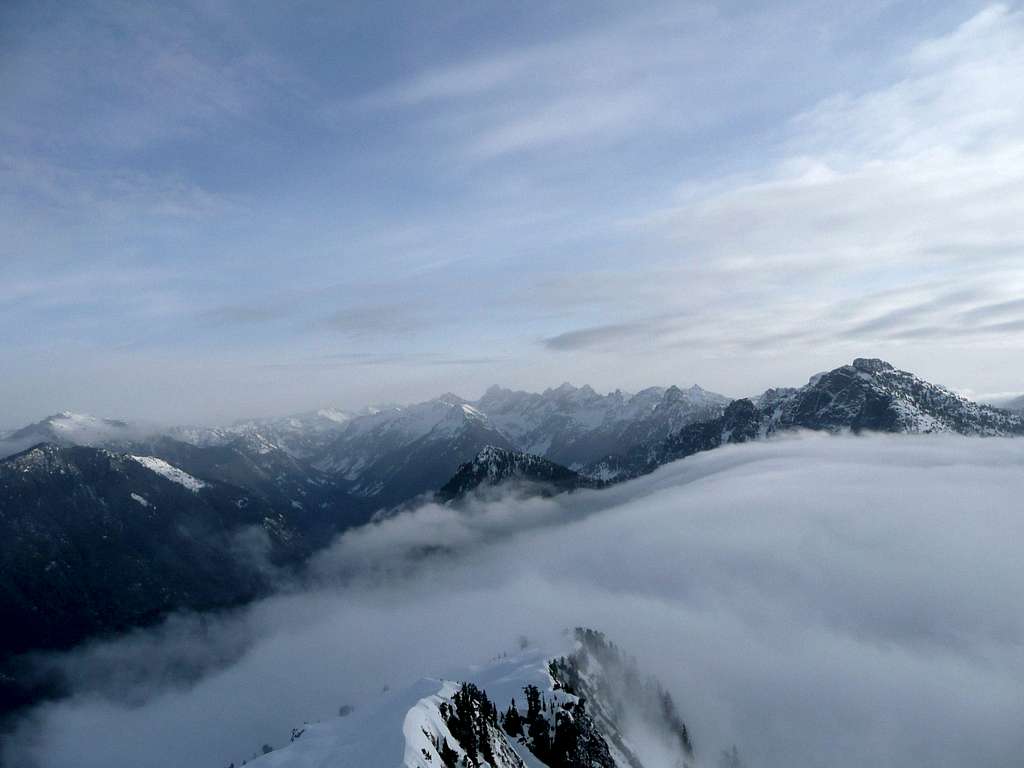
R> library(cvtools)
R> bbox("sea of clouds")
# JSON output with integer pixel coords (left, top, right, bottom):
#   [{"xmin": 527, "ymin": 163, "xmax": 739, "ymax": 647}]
[{"xmin": 6, "ymin": 432, "xmax": 1024, "ymax": 768}]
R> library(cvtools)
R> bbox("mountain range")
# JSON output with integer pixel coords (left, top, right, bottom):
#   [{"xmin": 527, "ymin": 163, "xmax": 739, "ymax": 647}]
[{"xmin": 2, "ymin": 357, "xmax": 1022, "ymax": 720}]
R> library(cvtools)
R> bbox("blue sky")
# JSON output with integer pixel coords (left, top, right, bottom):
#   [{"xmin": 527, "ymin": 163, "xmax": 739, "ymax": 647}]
[{"xmin": 2, "ymin": 0, "xmax": 1022, "ymax": 424}]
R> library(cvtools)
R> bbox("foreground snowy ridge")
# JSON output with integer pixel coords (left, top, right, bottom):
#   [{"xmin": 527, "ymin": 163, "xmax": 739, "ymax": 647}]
[{"xmin": 243, "ymin": 630, "xmax": 695, "ymax": 768}]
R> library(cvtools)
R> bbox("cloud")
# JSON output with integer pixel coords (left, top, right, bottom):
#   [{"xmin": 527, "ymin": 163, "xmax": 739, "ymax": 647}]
[
  {"xmin": 323, "ymin": 304, "xmax": 434, "ymax": 337},
  {"xmin": 574, "ymin": 5, "xmax": 1024, "ymax": 355},
  {"xmin": 262, "ymin": 352, "xmax": 505, "ymax": 369},
  {"xmin": 359, "ymin": 3, "xmax": 779, "ymax": 158},
  {"xmin": 542, "ymin": 322, "xmax": 654, "ymax": 351},
  {"xmin": 198, "ymin": 304, "xmax": 292, "ymax": 326},
  {"xmin": 6, "ymin": 434, "xmax": 1024, "ymax": 768}
]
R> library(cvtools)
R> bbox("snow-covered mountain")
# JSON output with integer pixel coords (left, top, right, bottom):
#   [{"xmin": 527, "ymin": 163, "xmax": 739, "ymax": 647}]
[
  {"xmin": 437, "ymin": 446, "xmax": 603, "ymax": 502},
  {"xmin": 757, "ymin": 358, "xmax": 1024, "ymax": 435},
  {"xmin": 1, "ymin": 410, "xmax": 142, "ymax": 452},
  {"xmin": 242, "ymin": 629, "xmax": 694, "ymax": 768},
  {"xmin": 477, "ymin": 383, "xmax": 728, "ymax": 469},
  {"xmin": 306, "ymin": 383, "xmax": 727, "ymax": 504},
  {"xmin": 313, "ymin": 395, "xmax": 518, "ymax": 504},
  {"xmin": 589, "ymin": 358, "xmax": 1024, "ymax": 481},
  {"xmin": 169, "ymin": 408, "xmax": 355, "ymax": 460}
]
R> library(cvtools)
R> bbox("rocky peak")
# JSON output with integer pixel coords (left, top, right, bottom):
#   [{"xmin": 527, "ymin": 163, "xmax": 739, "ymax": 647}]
[
  {"xmin": 435, "ymin": 392, "xmax": 468, "ymax": 406},
  {"xmin": 437, "ymin": 446, "xmax": 599, "ymax": 502},
  {"xmin": 851, "ymin": 358, "xmax": 895, "ymax": 374}
]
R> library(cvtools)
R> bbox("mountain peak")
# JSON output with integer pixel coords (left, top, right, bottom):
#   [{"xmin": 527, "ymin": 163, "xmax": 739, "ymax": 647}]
[
  {"xmin": 434, "ymin": 392, "xmax": 467, "ymax": 406},
  {"xmin": 851, "ymin": 357, "xmax": 895, "ymax": 374},
  {"xmin": 437, "ymin": 445, "xmax": 599, "ymax": 501},
  {"xmin": 548, "ymin": 381, "xmax": 578, "ymax": 395}
]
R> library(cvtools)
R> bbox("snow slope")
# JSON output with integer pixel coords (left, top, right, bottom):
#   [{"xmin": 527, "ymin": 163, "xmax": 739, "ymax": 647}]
[{"xmin": 128, "ymin": 455, "xmax": 207, "ymax": 492}]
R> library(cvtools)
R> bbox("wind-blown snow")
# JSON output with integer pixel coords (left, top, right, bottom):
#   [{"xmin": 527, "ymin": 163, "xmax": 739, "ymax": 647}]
[{"xmin": 128, "ymin": 455, "xmax": 207, "ymax": 492}]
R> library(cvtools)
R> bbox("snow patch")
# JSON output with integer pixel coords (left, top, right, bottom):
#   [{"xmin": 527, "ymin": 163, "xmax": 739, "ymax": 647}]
[{"xmin": 129, "ymin": 456, "xmax": 207, "ymax": 492}]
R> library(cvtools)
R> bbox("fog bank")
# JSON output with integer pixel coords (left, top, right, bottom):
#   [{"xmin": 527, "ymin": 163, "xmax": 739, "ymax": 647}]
[{"xmin": 7, "ymin": 433, "xmax": 1024, "ymax": 768}]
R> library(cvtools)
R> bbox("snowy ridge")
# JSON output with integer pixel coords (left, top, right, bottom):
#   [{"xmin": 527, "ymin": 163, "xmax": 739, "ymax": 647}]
[
  {"xmin": 243, "ymin": 630, "xmax": 694, "ymax": 768},
  {"xmin": 128, "ymin": 455, "xmax": 207, "ymax": 492}
]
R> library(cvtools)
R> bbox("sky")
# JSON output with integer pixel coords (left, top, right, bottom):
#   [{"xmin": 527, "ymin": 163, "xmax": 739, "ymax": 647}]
[
  {"xmin": 6, "ymin": 434, "xmax": 1024, "ymax": 768},
  {"xmin": 2, "ymin": 0, "xmax": 1024, "ymax": 425}
]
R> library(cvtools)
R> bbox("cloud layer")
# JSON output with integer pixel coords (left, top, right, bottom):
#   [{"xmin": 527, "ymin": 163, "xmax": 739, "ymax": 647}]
[{"xmin": 7, "ymin": 433, "xmax": 1024, "ymax": 768}]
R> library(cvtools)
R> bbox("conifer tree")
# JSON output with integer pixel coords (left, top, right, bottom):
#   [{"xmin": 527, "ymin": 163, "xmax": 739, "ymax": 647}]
[{"xmin": 503, "ymin": 699, "xmax": 523, "ymax": 737}]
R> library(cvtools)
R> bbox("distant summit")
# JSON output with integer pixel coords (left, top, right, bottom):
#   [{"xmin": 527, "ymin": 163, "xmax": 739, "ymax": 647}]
[
  {"xmin": 5, "ymin": 411, "xmax": 136, "ymax": 447},
  {"xmin": 437, "ymin": 446, "xmax": 602, "ymax": 502},
  {"xmin": 588, "ymin": 358, "xmax": 1024, "ymax": 482}
]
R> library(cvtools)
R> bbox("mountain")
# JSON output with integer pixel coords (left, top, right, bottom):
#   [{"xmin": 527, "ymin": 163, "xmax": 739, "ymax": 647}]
[
  {"xmin": 307, "ymin": 383, "xmax": 728, "ymax": 506},
  {"xmin": 124, "ymin": 434, "xmax": 373, "ymax": 551},
  {"xmin": 1, "ymin": 381, "xmax": 729, "ymax": 509},
  {"xmin": 477, "ymin": 382, "xmax": 728, "ymax": 470},
  {"xmin": 170, "ymin": 408, "xmax": 355, "ymax": 460},
  {"xmin": 240, "ymin": 629, "xmax": 694, "ymax": 768},
  {"xmin": 0, "ymin": 442, "xmax": 327, "ymax": 715},
  {"xmin": 437, "ymin": 446, "xmax": 603, "ymax": 502},
  {"xmin": 2, "ymin": 414, "xmax": 374, "ymax": 547},
  {"xmin": 757, "ymin": 358, "xmax": 1024, "ymax": 435},
  {"xmin": 7, "ymin": 361, "xmax": 1020, "ymax": 508},
  {"xmin": 314, "ymin": 396, "xmax": 518, "ymax": 506},
  {"xmin": 0, "ymin": 411, "xmax": 145, "ymax": 458},
  {"xmin": 587, "ymin": 358, "xmax": 1024, "ymax": 481}
]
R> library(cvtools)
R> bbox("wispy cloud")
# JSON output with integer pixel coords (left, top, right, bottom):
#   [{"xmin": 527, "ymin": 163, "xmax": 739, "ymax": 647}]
[{"xmin": 542, "ymin": 322, "xmax": 658, "ymax": 351}]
